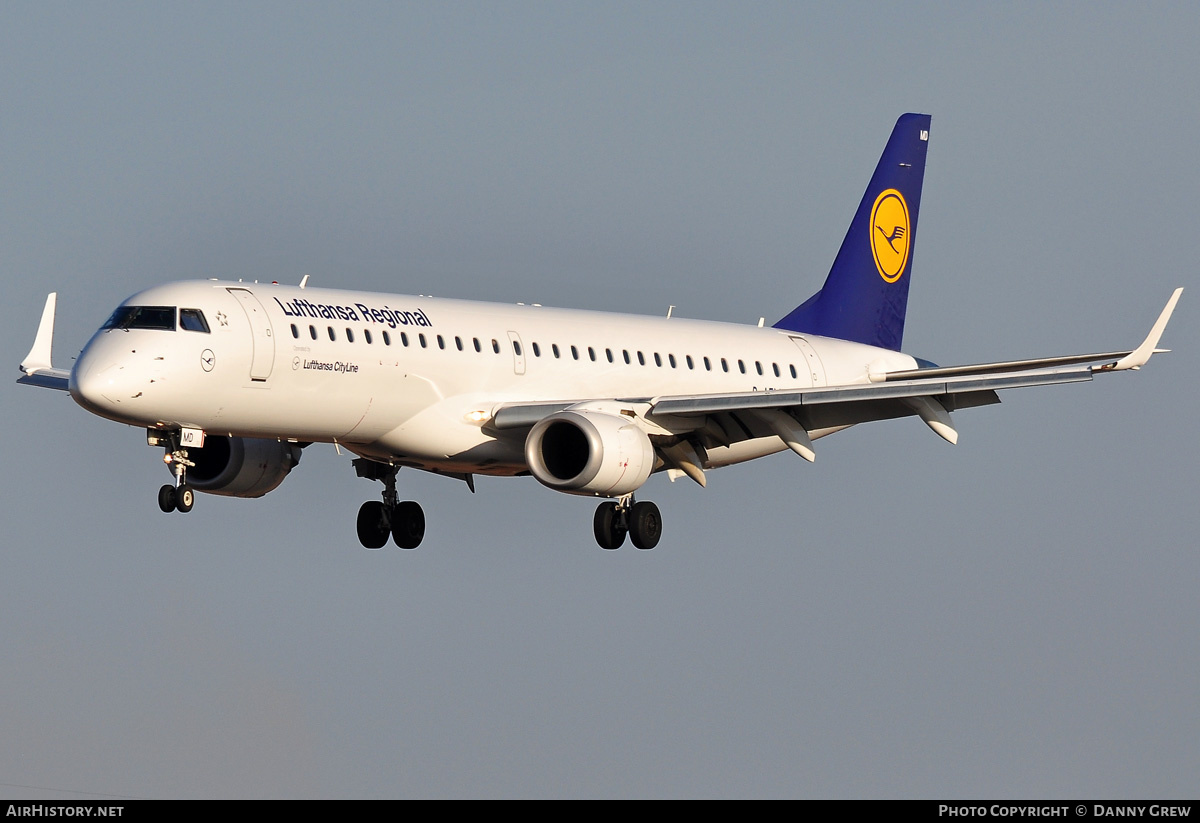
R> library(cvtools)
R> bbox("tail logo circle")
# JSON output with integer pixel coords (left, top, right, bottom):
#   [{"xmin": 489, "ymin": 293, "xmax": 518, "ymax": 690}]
[{"xmin": 870, "ymin": 188, "xmax": 910, "ymax": 283}]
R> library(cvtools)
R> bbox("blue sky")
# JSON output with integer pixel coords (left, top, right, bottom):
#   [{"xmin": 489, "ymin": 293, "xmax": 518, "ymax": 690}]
[{"xmin": 2, "ymin": 2, "xmax": 1197, "ymax": 798}]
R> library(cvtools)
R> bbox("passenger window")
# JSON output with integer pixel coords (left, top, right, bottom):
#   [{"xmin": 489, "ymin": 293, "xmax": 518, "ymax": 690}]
[
  {"xmin": 704, "ymin": 356, "xmax": 711, "ymax": 371},
  {"xmin": 552, "ymin": 344, "xmax": 560, "ymax": 359},
  {"xmin": 474, "ymin": 338, "xmax": 482, "ymax": 352},
  {"xmin": 513, "ymin": 340, "xmax": 522, "ymax": 356},
  {"xmin": 455, "ymin": 336, "xmax": 463, "ymax": 351},
  {"xmin": 773, "ymin": 363, "xmax": 780, "ymax": 377},
  {"xmin": 588, "ymin": 347, "xmax": 596, "ymax": 361},
  {"xmin": 419, "ymin": 334, "xmax": 426, "ymax": 348},
  {"xmin": 571, "ymin": 345, "xmax": 579, "ymax": 360},
  {"xmin": 309, "ymin": 325, "xmax": 317, "ymax": 340},
  {"xmin": 721, "ymin": 358, "xmax": 729, "ymax": 372},
  {"xmin": 755, "ymin": 361, "xmax": 763, "ymax": 375},
  {"xmin": 653, "ymin": 353, "xmax": 662, "ymax": 367},
  {"xmin": 606, "ymin": 348, "xmax": 614, "ymax": 363},
  {"xmin": 789, "ymin": 364, "xmax": 797, "ymax": 379},
  {"xmin": 328, "ymin": 327, "xmax": 336, "ymax": 341},
  {"xmin": 364, "ymin": 329, "xmax": 373, "ymax": 344},
  {"xmin": 290, "ymin": 324, "xmax": 299, "ymax": 339},
  {"xmin": 383, "ymin": 331, "xmax": 391, "ymax": 346},
  {"xmin": 179, "ymin": 309, "xmax": 210, "ymax": 333},
  {"xmin": 401, "ymin": 332, "xmax": 409, "ymax": 346},
  {"xmin": 623, "ymin": 350, "xmax": 630, "ymax": 364},
  {"xmin": 686, "ymin": 355, "xmax": 693, "ymax": 369},
  {"xmin": 492, "ymin": 339, "xmax": 500, "ymax": 353},
  {"xmin": 669, "ymin": 354, "xmax": 677, "ymax": 368},
  {"xmin": 637, "ymin": 351, "xmax": 645, "ymax": 366},
  {"xmin": 437, "ymin": 335, "xmax": 445, "ymax": 349},
  {"xmin": 532, "ymin": 342, "xmax": 541, "ymax": 357},
  {"xmin": 346, "ymin": 328, "xmax": 354, "ymax": 343}
]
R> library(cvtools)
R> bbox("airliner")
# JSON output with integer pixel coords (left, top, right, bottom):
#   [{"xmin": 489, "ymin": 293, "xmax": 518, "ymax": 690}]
[{"xmin": 17, "ymin": 114, "xmax": 1181, "ymax": 550}]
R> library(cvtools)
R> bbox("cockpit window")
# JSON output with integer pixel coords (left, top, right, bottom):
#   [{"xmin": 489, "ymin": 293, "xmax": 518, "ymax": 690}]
[
  {"xmin": 101, "ymin": 305, "xmax": 177, "ymax": 331},
  {"xmin": 179, "ymin": 309, "xmax": 210, "ymax": 333}
]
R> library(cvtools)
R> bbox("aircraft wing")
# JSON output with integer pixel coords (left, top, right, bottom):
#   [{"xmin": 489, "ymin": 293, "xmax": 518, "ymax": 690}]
[
  {"xmin": 650, "ymin": 288, "xmax": 1181, "ymax": 454},
  {"xmin": 17, "ymin": 292, "xmax": 71, "ymax": 392},
  {"xmin": 493, "ymin": 289, "xmax": 1181, "ymax": 467}
]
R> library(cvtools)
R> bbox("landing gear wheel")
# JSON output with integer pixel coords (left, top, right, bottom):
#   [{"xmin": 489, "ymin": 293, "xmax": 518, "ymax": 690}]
[
  {"xmin": 629, "ymin": 501, "xmax": 661, "ymax": 550},
  {"xmin": 356, "ymin": 501, "xmax": 389, "ymax": 549},
  {"xmin": 158, "ymin": 484, "xmax": 177, "ymax": 513},
  {"xmin": 593, "ymin": 501, "xmax": 627, "ymax": 550},
  {"xmin": 176, "ymin": 484, "xmax": 195, "ymax": 513},
  {"xmin": 391, "ymin": 501, "xmax": 425, "ymax": 549}
]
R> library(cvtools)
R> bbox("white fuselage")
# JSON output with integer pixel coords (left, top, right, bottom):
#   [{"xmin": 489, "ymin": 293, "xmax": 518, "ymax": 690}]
[{"xmin": 70, "ymin": 280, "xmax": 917, "ymax": 476}]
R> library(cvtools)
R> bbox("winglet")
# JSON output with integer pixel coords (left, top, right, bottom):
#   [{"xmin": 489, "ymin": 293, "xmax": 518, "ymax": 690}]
[
  {"xmin": 1104, "ymin": 288, "xmax": 1182, "ymax": 371},
  {"xmin": 20, "ymin": 292, "xmax": 58, "ymax": 375}
]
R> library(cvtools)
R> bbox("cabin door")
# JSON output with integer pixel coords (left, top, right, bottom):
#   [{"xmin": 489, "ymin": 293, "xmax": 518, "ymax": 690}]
[{"xmin": 228, "ymin": 288, "xmax": 276, "ymax": 381}]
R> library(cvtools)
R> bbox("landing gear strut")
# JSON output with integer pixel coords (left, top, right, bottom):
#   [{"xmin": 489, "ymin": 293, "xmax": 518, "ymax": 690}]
[
  {"xmin": 154, "ymin": 430, "xmax": 195, "ymax": 514},
  {"xmin": 354, "ymin": 459, "xmax": 425, "ymax": 549},
  {"xmin": 593, "ymin": 496, "xmax": 661, "ymax": 550}
]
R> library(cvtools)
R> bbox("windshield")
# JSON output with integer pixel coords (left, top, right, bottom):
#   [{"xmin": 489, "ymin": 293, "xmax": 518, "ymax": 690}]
[{"xmin": 101, "ymin": 306, "xmax": 176, "ymax": 331}]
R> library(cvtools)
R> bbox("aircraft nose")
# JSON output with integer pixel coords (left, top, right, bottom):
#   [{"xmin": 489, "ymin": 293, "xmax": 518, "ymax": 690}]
[
  {"xmin": 70, "ymin": 346, "xmax": 115, "ymax": 413},
  {"xmin": 69, "ymin": 340, "xmax": 141, "ymax": 418}
]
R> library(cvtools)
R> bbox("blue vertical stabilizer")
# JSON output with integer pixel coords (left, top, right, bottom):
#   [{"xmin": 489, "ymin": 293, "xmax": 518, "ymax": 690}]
[{"xmin": 774, "ymin": 113, "xmax": 931, "ymax": 351}]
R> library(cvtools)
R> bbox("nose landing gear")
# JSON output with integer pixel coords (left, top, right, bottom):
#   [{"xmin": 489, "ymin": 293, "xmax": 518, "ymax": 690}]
[
  {"xmin": 154, "ymin": 431, "xmax": 196, "ymax": 514},
  {"xmin": 354, "ymin": 459, "xmax": 425, "ymax": 549}
]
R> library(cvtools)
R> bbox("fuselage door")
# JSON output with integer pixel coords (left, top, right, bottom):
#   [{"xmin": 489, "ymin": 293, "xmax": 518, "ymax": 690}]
[
  {"xmin": 506, "ymin": 331, "xmax": 526, "ymax": 375},
  {"xmin": 789, "ymin": 336, "xmax": 827, "ymax": 387},
  {"xmin": 228, "ymin": 288, "xmax": 275, "ymax": 381}
]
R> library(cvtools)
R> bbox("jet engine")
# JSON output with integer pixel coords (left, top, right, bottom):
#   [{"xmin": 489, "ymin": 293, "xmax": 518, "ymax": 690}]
[
  {"xmin": 525, "ymin": 410, "xmax": 655, "ymax": 497},
  {"xmin": 179, "ymin": 435, "xmax": 303, "ymax": 498}
]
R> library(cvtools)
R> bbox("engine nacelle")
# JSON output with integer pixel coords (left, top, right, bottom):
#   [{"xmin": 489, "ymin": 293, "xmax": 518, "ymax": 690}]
[
  {"xmin": 525, "ymin": 410, "xmax": 655, "ymax": 497},
  {"xmin": 177, "ymin": 435, "xmax": 302, "ymax": 498}
]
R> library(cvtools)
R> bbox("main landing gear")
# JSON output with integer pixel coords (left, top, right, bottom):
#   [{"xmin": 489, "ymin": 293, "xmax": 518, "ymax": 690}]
[
  {"xmin": 154, "ymin": 431, "xmax": 196, "ymax": 514},
  {"xmin": 593, "ymin": 495, "xmax": 661, "ymax": 550},
  {"xmin": 353, "ymin": 459, "xmax": 425, "ymax": 549}
]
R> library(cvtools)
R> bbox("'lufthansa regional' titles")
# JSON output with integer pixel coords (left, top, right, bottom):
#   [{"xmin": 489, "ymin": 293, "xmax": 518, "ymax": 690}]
[{"xmin": 274, "ymin": 297, "xmax": 432, "ymax": 329}]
